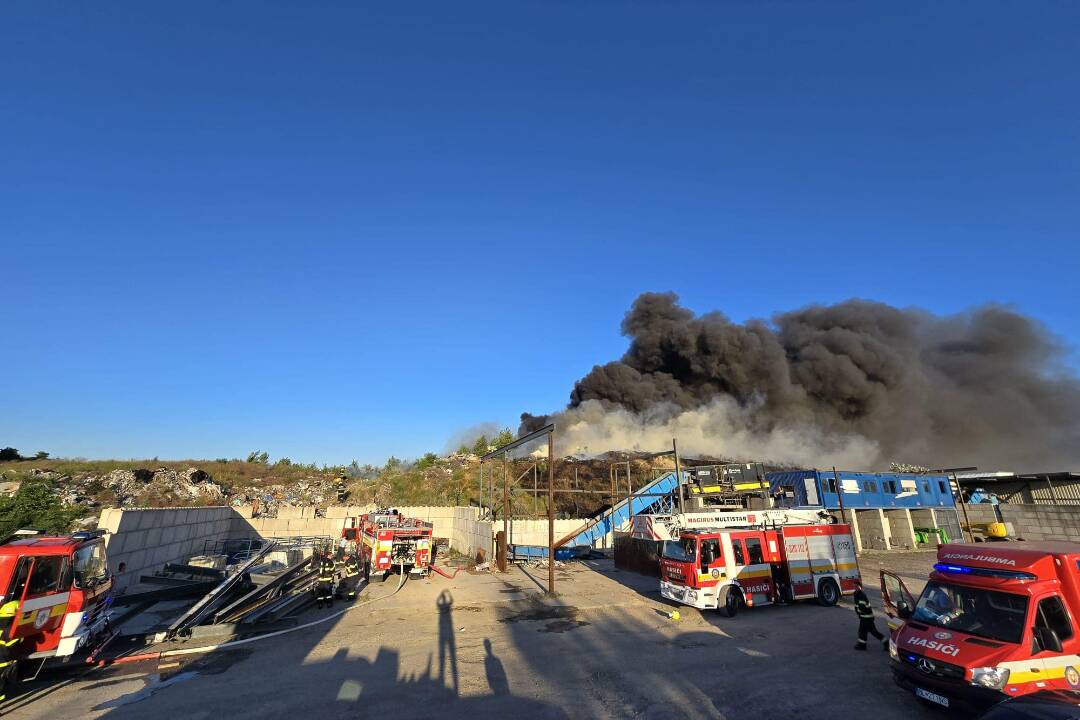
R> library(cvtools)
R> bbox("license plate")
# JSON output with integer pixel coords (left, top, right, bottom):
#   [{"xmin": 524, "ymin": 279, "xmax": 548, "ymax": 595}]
[{"xmin": 915, "ymin": 688, "xmax": 950, "ymax": 707}]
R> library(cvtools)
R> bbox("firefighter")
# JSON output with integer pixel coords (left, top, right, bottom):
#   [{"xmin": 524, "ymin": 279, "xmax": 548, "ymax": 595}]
[
  {"xmin": 342, "ymin": 553, "xmax": 362, "ymax": 600},
  {"xmin": 334, "ymin": 473, "xmax": 348, "ymax": 502},
  {"xmin": 852, "ymin": 579, "xmax": 887, "ymax": 651},
  {"xmin": 315, "ymin": 551, "xmax": 336, "ymax": 609},
  {"xmin": 0, "ymin": 600, "xmax": 22, "ymax": 702},
  {"xmin": 333, "ymin": 547, "xmax": 348, "ymax": 598}
]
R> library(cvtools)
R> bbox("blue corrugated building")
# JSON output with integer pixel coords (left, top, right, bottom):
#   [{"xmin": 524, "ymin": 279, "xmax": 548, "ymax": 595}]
[
  {"xmin": 765, "ymin": 470, "xmax": 961, "ymax": 551},
  {"xmin": 766, "ymin": 470, "xmax": 955, "ymax": 509}
]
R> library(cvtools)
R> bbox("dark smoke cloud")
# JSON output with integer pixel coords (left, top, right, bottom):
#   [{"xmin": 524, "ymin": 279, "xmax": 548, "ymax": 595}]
[{"xmin": 527, "ymin": 292, "xmax": 1080, "ymax": 469}]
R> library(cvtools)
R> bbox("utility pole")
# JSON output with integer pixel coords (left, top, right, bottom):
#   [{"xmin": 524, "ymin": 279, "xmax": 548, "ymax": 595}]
[
  {"xmin": 547, "ymin": 432, "xmax": 555, "ymax": 595},
  {"xmin": 503, "ymin": 453, "xmax": 509, "ymax": 548},
  {"xmin": 673, "ymin": 438, "xmax": 684, "ymax": 516}
]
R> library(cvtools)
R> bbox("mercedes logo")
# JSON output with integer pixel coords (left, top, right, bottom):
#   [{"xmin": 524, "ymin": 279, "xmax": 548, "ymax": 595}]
[{"xmin": 917, "ymin": 659, "xmax": 936, "ymax": 674}]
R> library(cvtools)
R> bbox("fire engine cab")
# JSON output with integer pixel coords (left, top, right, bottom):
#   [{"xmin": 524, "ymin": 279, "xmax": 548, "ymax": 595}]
[
  {"xmin": 883, "ymin": 542, "xmax": 1080, "ymax": 713},
  {"xmin": 0, "ymin": 530, "xmax": 113, "ymax": 670},
  {"xmin": 342, "ymin": 510, "xmax": 433, "ymax": 582},
  {"xmin": 660, "ymin": 523, "xmax": 859, "ymax": 616}
]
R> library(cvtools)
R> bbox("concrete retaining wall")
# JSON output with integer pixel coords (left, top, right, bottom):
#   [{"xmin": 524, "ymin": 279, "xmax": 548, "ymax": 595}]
[
  {"xmin": 98, "ymin": 506, "xmax": 235, "ymax": 591},
  {"xmin": 504, "ymin": 518, "xmax": 583, "ymax": 547},
  {"xmin": 961, "ymin": 503, "xmax": 1080, "ymax": 542},
  {"xmin": 230, "ymin": 515, "xmax": 346, "ymax": 539}
]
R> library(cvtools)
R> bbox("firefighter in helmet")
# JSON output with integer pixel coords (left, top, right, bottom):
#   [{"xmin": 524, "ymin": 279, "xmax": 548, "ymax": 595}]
[
  {"xmin": 334, "ymin": 473, "xmax": 348, "ymax": 503},
  {"xmin": 342, "ymin": 552, "xmax": 362, "ymax": 600},
  {"xmin": 0, "ymin": 600, "xmax": 22, "ymax": 701},
  {"xmin": 315, "ymin": 550, "xmax": 336, "ymax": 609},
  {"xmin": 333, "ymin": 546, "xmax": 347, "ymax": 598},
  {"xmin": 852, "ymin": 579, "xmax": 887, "ymax": 651}
]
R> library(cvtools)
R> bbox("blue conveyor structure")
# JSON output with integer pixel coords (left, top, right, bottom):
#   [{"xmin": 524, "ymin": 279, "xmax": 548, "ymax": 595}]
[{"xmin": 553, "ymin": 471, "xmax": 683, "ymax": 550}]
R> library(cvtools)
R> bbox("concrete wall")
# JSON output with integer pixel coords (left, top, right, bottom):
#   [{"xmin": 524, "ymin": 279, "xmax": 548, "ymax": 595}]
[
  {"xmin": 236, "ymin": 506, "xmax": 495, "ymax": 562},
  {"xmin": 230, "ymin": 515, "xmax": 346, "ymax": 539},
  {"xmin": 855, "ymin": 509, "xmax": 889, "ymax": 550},
  {"xmin": 961, "ymin": 503, "xmax": 1080, "ymax": 543},
  {"xmin": 98, "ymin": 506, "xmax": 234, "ymax": 591},
  {"xmin": 504, "ymin": 518, "xmax": 583, "ymax": 547},
  {"xmin": 884, "ymin": 509, "xmax": 917, "ymax": 550},
  {"xmin": 449, "ymin": 507, "xmax": 493, "ymax": 562}
]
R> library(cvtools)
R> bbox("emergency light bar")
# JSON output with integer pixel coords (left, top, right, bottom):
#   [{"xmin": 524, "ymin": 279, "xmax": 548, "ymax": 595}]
[{"xmin": 933, "ymin": 563, "xmax": 1037, "ymax": 581}]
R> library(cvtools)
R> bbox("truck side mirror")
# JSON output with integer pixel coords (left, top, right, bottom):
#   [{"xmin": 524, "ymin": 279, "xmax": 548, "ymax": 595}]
[
  {"xmin": 897, "ymin": 602, "xmax": 913, "ymax": 620},
  {"xmin": 1034, "ymin": 626, "xmax": 1063, "ymax": 654}
]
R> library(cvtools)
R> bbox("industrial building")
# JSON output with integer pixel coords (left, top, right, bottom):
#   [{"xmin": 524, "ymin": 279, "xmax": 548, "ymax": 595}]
[{"xmin": 766, "ymin": 470, "xmax": 961, "ymax": 551}]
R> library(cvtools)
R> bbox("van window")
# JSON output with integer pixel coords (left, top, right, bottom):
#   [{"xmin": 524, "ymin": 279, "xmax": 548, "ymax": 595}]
[
  {"xmin": 731, "ymin": 541, "xmax": 745, "ymax": 565},
  {"xmin": 745, "ymin": 538, "xmax": 765, "ymax": 564},
  {"xmin": 1035, "ymin": 596, "xmax": 1074, "ymax": 647}
]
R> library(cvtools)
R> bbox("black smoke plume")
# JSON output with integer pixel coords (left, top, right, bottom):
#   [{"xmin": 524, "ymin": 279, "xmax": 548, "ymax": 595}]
[{"xmin": 524, "ymin": 293, "xmax": 1080, "ymax": 470}]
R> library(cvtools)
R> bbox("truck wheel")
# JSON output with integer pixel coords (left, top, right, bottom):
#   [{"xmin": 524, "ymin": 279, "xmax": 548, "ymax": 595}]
[
  {"xmin": 381, "ymin": 571, "xmax": 391, "ymax": 583},
  {"xmin": 719, "ymin": 586, "xmax": 740, "ymax": 618},
  {"xmin": 817, "ymin": 578, "xmax": 840, "ymax": 607}
]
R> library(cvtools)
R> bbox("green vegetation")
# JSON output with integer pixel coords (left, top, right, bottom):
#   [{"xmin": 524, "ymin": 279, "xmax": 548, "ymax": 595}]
[{"xmin": 0, "ymin": 482, "xmax": 82, "ymax": 537}]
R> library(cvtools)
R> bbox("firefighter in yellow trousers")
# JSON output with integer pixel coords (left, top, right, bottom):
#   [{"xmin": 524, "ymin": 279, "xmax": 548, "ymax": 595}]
[
  {"xmin": 315, "ymin": 551, "xmax": 336, "ymax": 609},
  {"xmin": 342, "ymin": 553, "xmax": 362, "ymax": 600},
  {"xmin": 0, "ymin": 601, "xmax": 22, "ymax": 702}
]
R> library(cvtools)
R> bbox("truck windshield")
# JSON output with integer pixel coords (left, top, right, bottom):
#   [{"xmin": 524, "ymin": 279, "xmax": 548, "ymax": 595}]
[
  {"xmin": 73, "ymin": 542, "xmax": 109, "ymax": 588},
  {"xmin": 912, "ymin": 581, "xmax": 1028, "ymax": 644},
  {"xmin": 662, "ymin": 540, "xmax": 696, "ymax": 562}
]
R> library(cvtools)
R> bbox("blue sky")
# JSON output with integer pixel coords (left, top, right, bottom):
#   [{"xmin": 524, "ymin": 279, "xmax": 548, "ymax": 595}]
[{"xmin": 3, "ymin": 2, "xmax": 1078, "ymax": 464}]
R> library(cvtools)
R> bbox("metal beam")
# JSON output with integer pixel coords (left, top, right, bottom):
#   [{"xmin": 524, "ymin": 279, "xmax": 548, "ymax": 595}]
[{"xmin": 479, "ymin": 423, "xmax": 555, "ymax": 460}]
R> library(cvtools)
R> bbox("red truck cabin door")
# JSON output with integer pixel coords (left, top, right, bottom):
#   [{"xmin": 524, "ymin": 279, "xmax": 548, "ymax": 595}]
[
  {"xmin": 8, "ymin": 556, "xmax": 71, "ymax": 645},
  {"xmin": 727, "ymin": 531, "xmax": 774, "ymax": 607},
  {"xmin": 696, "ymin": 536, "xmax": 725, "ymax": 588}
]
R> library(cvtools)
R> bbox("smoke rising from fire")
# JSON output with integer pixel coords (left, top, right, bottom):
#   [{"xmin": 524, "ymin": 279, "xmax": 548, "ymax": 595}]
[{"xmin": 524, "ymin": 293, "xmax": 1080, "ymax": 469}]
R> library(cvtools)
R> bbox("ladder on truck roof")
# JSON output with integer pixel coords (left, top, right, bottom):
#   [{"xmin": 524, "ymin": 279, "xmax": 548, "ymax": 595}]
[{"xmin": 554, "ymin": 471, "xmax": 683, "ymax": 549}]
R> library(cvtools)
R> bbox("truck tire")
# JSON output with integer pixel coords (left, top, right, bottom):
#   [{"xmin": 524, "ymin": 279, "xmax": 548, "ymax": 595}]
[
  {"xmin": 719, "ymin": 586, "xmax": 740, "ymax": 618},
  {"xmin": 816, "ymin": 578, "xmax": 840, "ymax": 607}
]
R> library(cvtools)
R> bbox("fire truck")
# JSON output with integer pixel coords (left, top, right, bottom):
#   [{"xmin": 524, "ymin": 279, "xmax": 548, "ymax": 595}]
[
  {"xmin": 341, "ymin": 510, "xmax": 433, "ymax": 582},
  {"xmin": 659, "ymin": 521, "xmax": 859, "ymax": 617},
  {"xmin": 881, "ymin": 541, "xmax": 1080, "ymax": 713},
  {"xmin": 0, "ymin": 530, "xmax": 113, "ymax": 685}
]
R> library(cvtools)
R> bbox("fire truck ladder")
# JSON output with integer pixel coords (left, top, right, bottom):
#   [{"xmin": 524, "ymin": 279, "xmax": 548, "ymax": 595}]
[{"xmin": 554, "ymin": 471, "xmax": 683, "ymax": 549}]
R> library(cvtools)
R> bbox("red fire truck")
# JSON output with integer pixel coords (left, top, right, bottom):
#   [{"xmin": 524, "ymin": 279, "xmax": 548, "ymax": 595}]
[
  {"xmin": 0, "ymin": 530, "xmax": 113, "ymax": 689},
  {"xmin": 660, "ymin": 523, "xmax": 859, "ymax": 616},
  {"xmin": 882, "ymin": 541, "xmax": 1080, "ymax": 713},
  {"xmin": 341, "ymin": 510, "xmax": 433, "ymax": 582}
]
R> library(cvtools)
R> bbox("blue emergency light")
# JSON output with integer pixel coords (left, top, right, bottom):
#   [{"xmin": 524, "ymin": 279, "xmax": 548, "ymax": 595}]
[{"xmin": 933, "ymin": 563, "xmax": 1036, "ymax": 581}]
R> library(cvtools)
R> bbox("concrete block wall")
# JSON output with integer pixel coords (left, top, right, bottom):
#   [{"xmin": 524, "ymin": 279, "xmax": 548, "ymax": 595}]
[
  {"xmin": 505, "ymin": 518, "xmax": 583, "ymax": 547},
  {"xmin": 997, "ymin": 505, "xmax": 1080, "ymax": 542},
  {"xmin": 933, "ymin": 508, "xmax": 963, "ymax": 544},
  {"xmin": 885, "ymin": 509, "xmax": 917, "ymax": 550},
  {"xmin": 855, "ymin": 509, "xmax": 890, "ymax": 550},
  {"xmin": 230, "ymin": 515, "xmax": 346, "ymax": 539},
  {"xmin": 450, "ymin": 507, "xmax": 493, "ymax": 562},
  {"xmin": 98, "ymin": 506, "xmax": 235, "ymax": 592},
  {"xmin": 395, "ymin": 506, "xmax": 458, "ymax": 541}
]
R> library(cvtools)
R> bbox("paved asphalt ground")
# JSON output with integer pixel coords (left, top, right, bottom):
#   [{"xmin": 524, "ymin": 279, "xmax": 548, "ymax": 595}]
[{"xmin": 3, "ymin": 551, "xmax": 941, "ymax": 720}]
